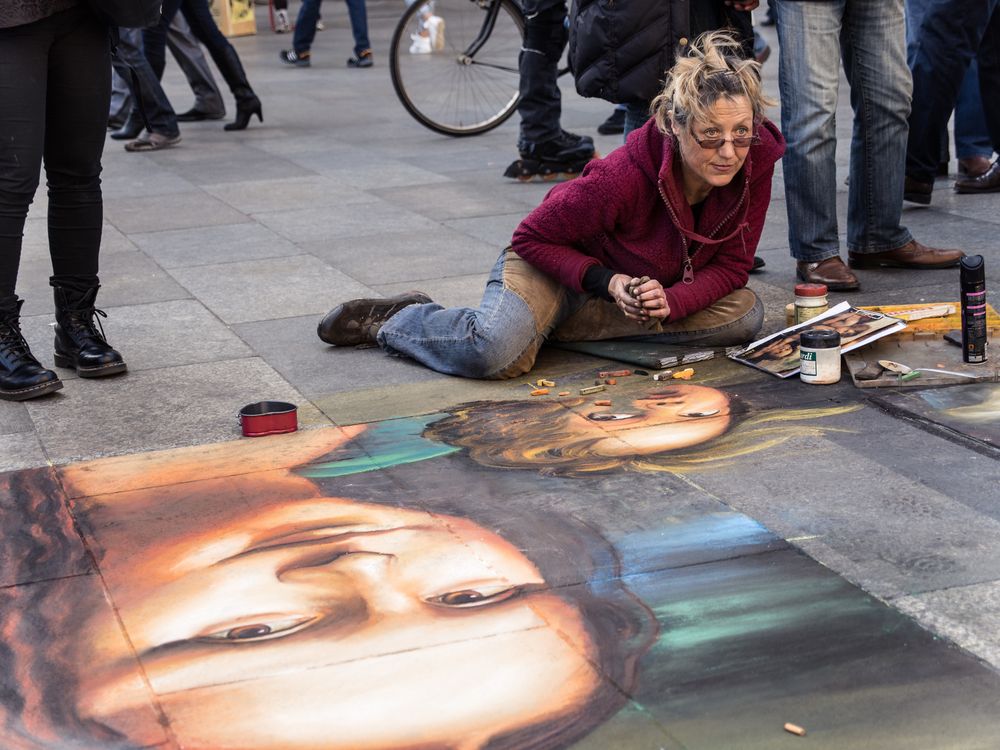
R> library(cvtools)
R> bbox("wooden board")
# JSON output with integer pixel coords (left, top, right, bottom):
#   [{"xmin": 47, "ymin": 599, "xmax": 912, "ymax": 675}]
[{"xmin": 858, "ymin": 301, "xmax": 1000, "ymax": 336}]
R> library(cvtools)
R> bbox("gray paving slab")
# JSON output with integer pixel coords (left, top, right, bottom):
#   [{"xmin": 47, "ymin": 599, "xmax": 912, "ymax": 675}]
[
  {"xmin": 169, "ymin": 254, "xmax": 374, "ymax": 324},
  {"xmin": 130, "ymin": 222, "xmax": 301, "ymax": 269},
  {"xmin": 201, "ymin": 175, "xmax": 378, "ymax": 214},
  {"xmin": 684, "ymin": 423, "xmax": 1000, "ymax": 599},
  {"xmin": 0, "ymin": 433, "xmax": 48, "ymax": 472},
  {"xmin": 895, "ymin": 580, "xmax": 1000, "ymax": 667},
  {"xmin": 372, "ymin": 181, "xmax": 531, "ymax": 222},
  {"xmin": 104, "ymin": 190, "xmax": 252, "ymax": 234},
  {"xmin": 302, "ymin": 227, "xmax": 500, "ymax": 285},
  {"xmin": 234, "ymin": 314, "xmax": 446, "ymax": 398},
  {"xmin": 441, "ymin": 213, "xmax": 524, "ymax": 248},
  {"xmin": 25, "ymin": 358, "xmax": 330, "ymax": 464},
  {"xmin": 254, "ymin": 200, "xmax": 441, "ymax": 243}
]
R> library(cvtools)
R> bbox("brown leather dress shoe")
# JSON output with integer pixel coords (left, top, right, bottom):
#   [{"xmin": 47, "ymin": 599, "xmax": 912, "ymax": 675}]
[
  {"xmin": 958, "ymin": 155, "xmax": 992, "ymax": 178},
  {"xmin": 848, "ymin": 240, "xmax": 964, "ymax": 270},
  {"xmin": 796, "ymin": 256, "xmax": 859, "ymax": 291},
  {"xmin": 955, "ymin": 160, "xmax": 1000, "ymax": 193}
]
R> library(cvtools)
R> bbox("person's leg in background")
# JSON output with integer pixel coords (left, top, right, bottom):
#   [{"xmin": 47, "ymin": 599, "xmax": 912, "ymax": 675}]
[
  {"xmin": 506, "ymin": 0, "xmax": 594, "ymax": 179},
  {"xmin": 953, "ymin": 61, "xmax": 994, "ymax": 176},
  {"xmin": 273, "ymin": 0, "xmax": 291, "ymax": 32},
  {"xmin": 954, "ymin": 2, "xmax": 1000, "ymax": 192},
  {"xmin": 774, "ymin": 0, "xmax": 858, "ymax": 289},
  {"xmin": 282, "ymin": 0, "xmax": 323, "ymax": 66},
  {"xmin": 171, "ymin": 0, "xmax": 263, "ymax": 130},
  {"xmin": 168, "ymin": 12, "xmax": 226, "ymax": 121},
  {"xmin": 108, "ymin": 67, "xmax": 132, "ymax": 130},
  {"xmin": 109, "ymin": 27, "xmax": 182, "ymax": 150},
  {"xmin": 344, "ymin": 0, "xmax": 373, "ymax": 67}
]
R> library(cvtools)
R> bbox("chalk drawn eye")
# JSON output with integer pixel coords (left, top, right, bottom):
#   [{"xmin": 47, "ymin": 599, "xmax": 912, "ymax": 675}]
[
  {"xmin": 429, "ymin": 586, "xmax": 522, "ymax": 609},
  {"xmin": 198, "ymin": 615, "xmax": 316, "ymax": 643},
  {"xmin": 680, "ymin": 409, "xmax": 720, "ymax": 418},
  {"xmin": 586, "ymin": 412, "xmax": 638, "ymax": 422}
]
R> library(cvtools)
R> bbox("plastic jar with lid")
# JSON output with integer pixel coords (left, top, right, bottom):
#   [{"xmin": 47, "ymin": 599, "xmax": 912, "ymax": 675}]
[
  {"xmin": 799, "ymin": 328, "xmax": 841, "ymax": 384},
  {"xmin": 794, "ymin": 283, "xmax": 829, "ymax": 324}
]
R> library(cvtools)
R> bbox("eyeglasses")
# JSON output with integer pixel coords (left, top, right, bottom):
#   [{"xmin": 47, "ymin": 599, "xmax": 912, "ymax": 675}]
[{"xmin": 691, "ymin": 133, "xmax": 760, "ymax": 150}]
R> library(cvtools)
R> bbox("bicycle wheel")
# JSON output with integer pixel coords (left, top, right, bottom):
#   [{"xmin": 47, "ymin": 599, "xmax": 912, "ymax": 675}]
[{"xmin": 390, "ymin": 0, "xmax": 524, "ymax": 137}]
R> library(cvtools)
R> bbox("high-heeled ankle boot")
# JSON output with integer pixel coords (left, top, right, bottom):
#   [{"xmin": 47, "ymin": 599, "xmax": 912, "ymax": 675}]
[
  {"xmin": 0, "ymin": 297, "xmax": 63, "ymax": 401},
  {"xmin": 51, "ymin": 283, "xmax": 127, "ymax": 378},
  {"xmin": 218, "ymin": 46, "xmax": 262, "ymax": 131}
]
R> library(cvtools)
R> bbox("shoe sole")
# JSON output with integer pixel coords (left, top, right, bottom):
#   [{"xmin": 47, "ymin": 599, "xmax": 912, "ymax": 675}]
[
  {"xmin": 954, "ymin": 184, "xmax": 1000, "ymax": 194},
  {"xmin": 847, "ymin": 256, "xmax": 962, "ymax": 270},
  {"xmin": 0, "ymin": 378, "xmax": 63, "ymax": 401},
  {"xmin": 796, "ymin": 269, "xmax": 859, "ymax": 292},
  {"xmin": 124, "ymin": 136, "xmax": 181, "ymax": 152},
  {"xmin": 54, "ymin": 352, "xmax": 129, "ymax": 377},
  {"xmin": 903, "ymin": 191, "xmax": 932, "ymax": 205},
  {"xmin": 318, "ymin": 292, "xmax": 432, "ymax": 346}
]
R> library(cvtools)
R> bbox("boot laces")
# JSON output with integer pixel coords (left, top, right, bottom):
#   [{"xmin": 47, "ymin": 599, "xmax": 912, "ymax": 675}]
[
  {"xmin": 0, "ymin": 318, "xmax": 32, "ymax": 361},
  {"xmin": 67, "ymin": 305, "xmax": 110, "ymax": 344}
]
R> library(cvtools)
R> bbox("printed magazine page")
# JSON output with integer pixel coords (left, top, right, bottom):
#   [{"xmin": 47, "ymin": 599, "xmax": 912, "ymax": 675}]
[{"xmin": 728, "ymin": 301, "xmax": 907, "ymax": 378}]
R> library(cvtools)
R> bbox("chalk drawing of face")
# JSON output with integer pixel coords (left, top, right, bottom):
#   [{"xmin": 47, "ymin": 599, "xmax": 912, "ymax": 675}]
[{"xmin": 71, "ymin": 466, "xmax": 602, "ymax": 750}]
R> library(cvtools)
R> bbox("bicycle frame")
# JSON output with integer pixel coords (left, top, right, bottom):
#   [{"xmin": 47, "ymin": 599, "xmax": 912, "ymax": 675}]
[{"xmin": 460, "ymin": 0, "xmax": 519, "ymax": 72}]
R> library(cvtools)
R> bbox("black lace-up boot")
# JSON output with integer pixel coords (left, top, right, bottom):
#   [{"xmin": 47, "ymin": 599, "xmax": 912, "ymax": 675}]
[
  {"xmin": 51, "ymin": 283, "xmax": 127, "ymax": 378},
  {"xmin": 0, "ymin": 297, "xmax": 63, "ymax": 401}
]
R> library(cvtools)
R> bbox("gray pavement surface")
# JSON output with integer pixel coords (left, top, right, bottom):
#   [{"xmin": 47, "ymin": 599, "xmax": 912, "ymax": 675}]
[{"xmin": 3, "ymin": 3, "xmax": 1000, "ymax": 735}]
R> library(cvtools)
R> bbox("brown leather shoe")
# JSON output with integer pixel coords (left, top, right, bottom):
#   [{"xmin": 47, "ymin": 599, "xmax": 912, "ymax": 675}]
[
  {"xmin": 903, "ymin": 175, "xmax": 933, "ymax": 205},
  {"xmin": 317, "ymin": 291, "xmax": 432, "ymax": 346},
  {"xmin": 955, "ymin": 159, "xmax": 1000, "ymax": 193},
  {"xmin": 958, "ymin": 155, "xmax": 992, "ymax": 178},
  {"xmin": 848, "ymin": 240, "xmax": 964, "ymax": 270},
  {"xmin": 796, "ymin": 256, "xmax": 859, "ymax": 291}
]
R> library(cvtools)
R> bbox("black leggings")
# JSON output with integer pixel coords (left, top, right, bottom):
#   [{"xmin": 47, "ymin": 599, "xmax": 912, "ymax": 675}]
[{"xmin": 0, "ymin": 6, "xmax": 110, "ymax": 300}]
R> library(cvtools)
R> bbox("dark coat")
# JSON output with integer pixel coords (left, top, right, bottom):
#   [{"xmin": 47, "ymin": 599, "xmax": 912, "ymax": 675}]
[{"xmin": 569, "ymin": 0, "xmax": 753, "ymax": 104}]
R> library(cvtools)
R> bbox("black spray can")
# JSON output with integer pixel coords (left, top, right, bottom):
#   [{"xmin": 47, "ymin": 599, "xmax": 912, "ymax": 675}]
[{"xmin": 959, "ymin": 255, "xmax": 987, "ymax": 364}]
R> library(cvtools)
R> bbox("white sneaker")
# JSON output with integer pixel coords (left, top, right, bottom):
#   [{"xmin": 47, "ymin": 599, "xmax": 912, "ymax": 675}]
[
  {"xmin": 316, "ymin": 19, "xmax": 326, "ymax": 31},
  {"xmin": 274, "ymin": 8, "xmax": 289, "ymax": 33},
  {"xmin": 426, "ymin": 15, "xmax": 445, "ymax": 50},
  {"xmin": 409, "ymin": 32, "xmax": 432, "ymax": 54}
]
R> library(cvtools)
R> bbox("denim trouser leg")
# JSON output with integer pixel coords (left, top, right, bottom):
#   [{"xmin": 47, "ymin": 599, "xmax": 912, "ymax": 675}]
[
  {"xmin": 775, "ymin": 1, "xmax": 843, "ymax": 262},
  {"xmin": 378, "ymin": 250, "xmax": 764, "ymax": 379},
  {"xmin": 776, "ymin": 0, "xmax": 912, "ymax": 259},
  {"xmin": 294, "ymin": 0, "xmax": 324, "ymax": 54},
  {"xmin": 906, "ymin": 0, "xmax": 1000, "ymax": 182},
  {"xmin": 840, "ymin": 0, "xmax": 912, "ymax": 253},
  {"xmin": 954, "ymin": 61, "xmax": 993, "ymax": 159},
  {"xmin": 344, "ymin": 0, "xmax": 371, "ymax": 55},
  {"xmin": 111, "ymin": 28, "xmax": 180, "ymax": 137},
  {"xmin": 623, "ymin": 102, "xmax": 650, "ymax": 138},
  {"xmin": 517, "ymin": 0, "xmax": 567, "ymax": 145}
]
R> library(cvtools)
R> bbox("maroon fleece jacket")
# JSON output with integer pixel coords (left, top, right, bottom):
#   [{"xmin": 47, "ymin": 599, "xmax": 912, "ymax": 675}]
[{"xmin": 511, "ymin": 117, "xmax": 786, "ymax": 322}]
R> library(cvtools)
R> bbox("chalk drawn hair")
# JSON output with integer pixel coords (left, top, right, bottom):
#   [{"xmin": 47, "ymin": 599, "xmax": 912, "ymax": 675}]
[{"xmin": 424, "ymin": 394, "xmax": 859, "ymax": 476}]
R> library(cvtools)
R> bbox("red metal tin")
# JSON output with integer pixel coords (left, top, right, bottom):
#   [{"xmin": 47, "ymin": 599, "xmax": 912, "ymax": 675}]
[{"xmin": 239, "ymin": 401, "xmax": 298, "ymax": 437}]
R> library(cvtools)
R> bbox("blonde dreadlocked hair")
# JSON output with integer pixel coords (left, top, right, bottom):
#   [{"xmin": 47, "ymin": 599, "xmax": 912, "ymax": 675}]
[{"xmin": 651, "ymin": 30, "xmax": 775, "ymax": 136}]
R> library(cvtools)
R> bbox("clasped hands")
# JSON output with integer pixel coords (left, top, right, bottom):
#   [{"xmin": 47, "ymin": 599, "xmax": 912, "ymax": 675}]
[{"xmin": 608, "ymin": 274, "xmax": 670, "ymax": 321}]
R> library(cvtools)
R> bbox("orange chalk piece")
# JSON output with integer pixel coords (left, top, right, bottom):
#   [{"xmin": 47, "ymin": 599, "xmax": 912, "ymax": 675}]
[
  {"xmin": 530, "ymin": 388, "xmax": 550, "ymax": 396},
  {"xmin": 672, "ymin": 368, "xmax": 695, "ymax": 380},
  {"xmin": 557, "ymin": 391, "xmax": 571, "ymax": 397},
  {"xmin": 608, "ymin": 369, "xmax": 632, "ymax": 377},
  {"xmin": 593, "ymin": 399, "xmax": 612, "ymax": 406},
  {"xmin": 783, "ymin": 723, "xmax": 806, "ymax": 737},
  {"xmin": 605, "ymin": 378, "xmax": 617, "ymax": 385}
]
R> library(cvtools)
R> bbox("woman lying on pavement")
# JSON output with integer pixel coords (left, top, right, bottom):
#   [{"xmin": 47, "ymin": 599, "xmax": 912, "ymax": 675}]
[{"xmin": 318, "ymin": 31, "xmax": 784, "ymax": 379}]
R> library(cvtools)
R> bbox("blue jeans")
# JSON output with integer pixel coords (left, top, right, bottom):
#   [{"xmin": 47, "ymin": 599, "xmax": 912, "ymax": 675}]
[
  {"xmin": 905, "ymin": 0, "xmax": 1000, "ymax": 182},
  {"xmin": 378, "ymin": 249, "xmax": 764, "ymax": 379},
  {"xmin": 294, "ymin": 0, "xmax": 371, "ymax": 56},
  {"xmin": 775, "ymin": 0, "xmax": 913, "ymax": 261},
  {"xmin": 906, "ymin": 0, "xmax": 992, "ymax": 161}
]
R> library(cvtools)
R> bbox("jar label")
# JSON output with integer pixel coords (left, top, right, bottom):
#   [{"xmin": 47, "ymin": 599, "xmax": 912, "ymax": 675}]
[{"xmin": 800, "ymin": 350, "xmax": 818, "ymax": 375}]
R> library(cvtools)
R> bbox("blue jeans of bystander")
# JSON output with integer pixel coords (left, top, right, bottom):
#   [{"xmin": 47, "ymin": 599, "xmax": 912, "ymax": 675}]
[{"xmin": 774, "ymin": 0, "xmax": 913, "ymax": 261}]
